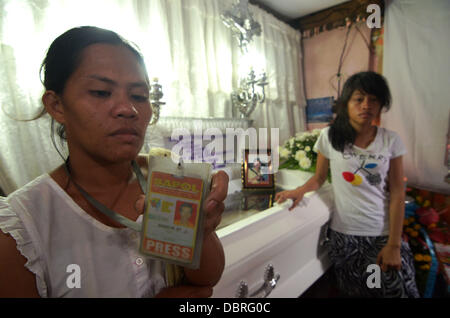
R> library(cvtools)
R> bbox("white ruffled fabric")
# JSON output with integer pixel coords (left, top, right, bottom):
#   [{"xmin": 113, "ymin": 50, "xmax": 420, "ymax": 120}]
[
  {"xmin": 0, "ymin": 197, "xmax": 48, "ymax": 297},
  {"xmin": 1, "ymin": 174, "xmax": 169, "ymax": 298}
]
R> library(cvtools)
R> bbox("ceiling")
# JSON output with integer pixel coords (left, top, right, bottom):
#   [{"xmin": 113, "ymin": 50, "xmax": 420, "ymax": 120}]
[{"xmin": 251, "ymin": 0, "xmax": 351, "ymax": 21}]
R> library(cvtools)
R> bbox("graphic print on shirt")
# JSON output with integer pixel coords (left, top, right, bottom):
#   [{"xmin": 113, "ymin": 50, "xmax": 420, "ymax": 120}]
[
  {"xmin": 341, "ymin": 148, "xmax": 387, "ymax": 187},
  {"xmin": 342, "ymin": 160, "xmax": 381, "ymax": 186}
]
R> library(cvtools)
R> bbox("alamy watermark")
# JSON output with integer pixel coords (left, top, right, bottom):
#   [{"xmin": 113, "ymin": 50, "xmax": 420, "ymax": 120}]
[
  {"xmin": 366, "ymin": 264, "xmax": 381, "ymax": 289},
  {"xmin": 366, "ymin": 4, "xmax": 381, "ymax": 29},
  {"xmin": 66, "ymin": 264, "xmax": 81, "ymax": 289},
  {"xmin": 169, "ymin": 120, "xmax": 280, "ymax": 174}
]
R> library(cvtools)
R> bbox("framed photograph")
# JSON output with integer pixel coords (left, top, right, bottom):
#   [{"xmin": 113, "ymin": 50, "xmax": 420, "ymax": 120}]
[
  {"xmin": 243, "ymin": 192, "xmax": 273, "ymax": 211},
  {"xmin": 242, "ymin": 149, "xmax": 275, "ymax": 190}
]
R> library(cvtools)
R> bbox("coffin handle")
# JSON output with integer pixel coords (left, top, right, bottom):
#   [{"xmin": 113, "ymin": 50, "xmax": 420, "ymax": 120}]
[
  {"xmin": 249, "ymin": 264, "xmax": 280, "ymax": 298},
  {"xmin": 235, "ymin": 264, "xmax": 280, "ymax": 298},
  {"xmin": 235, "ymin": 281, "xmax": 249, "ymax": 298}
]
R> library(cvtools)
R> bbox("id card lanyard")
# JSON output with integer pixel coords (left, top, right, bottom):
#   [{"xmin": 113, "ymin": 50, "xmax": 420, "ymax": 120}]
[{"xmin": 64, "ymin": 158, "xmax": 146, "ymax": 232}]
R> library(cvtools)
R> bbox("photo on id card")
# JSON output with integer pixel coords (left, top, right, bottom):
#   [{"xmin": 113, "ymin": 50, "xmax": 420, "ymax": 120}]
[{"xmin": 139, "ymin": 156, "xmax": 211, "ymax": 269}]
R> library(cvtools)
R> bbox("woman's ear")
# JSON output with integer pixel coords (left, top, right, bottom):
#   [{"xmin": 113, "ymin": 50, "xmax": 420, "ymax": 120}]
[{"xmin": 42, "ymin": 91, "xmax": 65, "ymax": 124}]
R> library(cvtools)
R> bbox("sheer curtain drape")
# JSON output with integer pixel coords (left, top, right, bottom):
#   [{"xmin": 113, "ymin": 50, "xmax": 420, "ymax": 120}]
[
  {"xmin": 0, "ymin": 0, "xmax": 305, "ymax": 195},
  {"xmin": 382, "ymin": 0, "xmax": 450, "ymax": 194}
]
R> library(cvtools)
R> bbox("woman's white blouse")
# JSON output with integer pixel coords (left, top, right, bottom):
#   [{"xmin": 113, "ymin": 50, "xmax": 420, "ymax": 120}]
[{"xmin": 0, "ymin": 174, "xmax": 167, "ymax": 297}]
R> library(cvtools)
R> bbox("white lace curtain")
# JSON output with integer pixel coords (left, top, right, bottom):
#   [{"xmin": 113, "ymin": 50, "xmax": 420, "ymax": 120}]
[{"xmin": 0, "ymin": 0, "xmax": 306, "ymax": 195}]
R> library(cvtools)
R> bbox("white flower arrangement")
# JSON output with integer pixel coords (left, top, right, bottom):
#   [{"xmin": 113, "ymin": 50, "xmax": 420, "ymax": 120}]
[
  {"xmin": 148, "ymin": 147, "xmax": 180, "ymax": 161},
  {"xmin": 149, "ymin": 147, "xmax": 174, "ymax": 158},
  {"xmin": 279, "ymin": 128, "xmax": 329, "ymax": 180},
  {"xmin": 299, "ymin": 157, "xmax": 312, "ymax": 170}
]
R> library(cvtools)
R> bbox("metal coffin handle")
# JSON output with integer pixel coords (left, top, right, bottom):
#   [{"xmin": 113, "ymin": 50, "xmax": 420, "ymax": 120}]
[
  {"xmin": 235, "ymin": 281, "xmax": 249, "ymax": 298},
  {"xmin": 235, "ymin": 264, "xmax": 280, "ymax": 298}
]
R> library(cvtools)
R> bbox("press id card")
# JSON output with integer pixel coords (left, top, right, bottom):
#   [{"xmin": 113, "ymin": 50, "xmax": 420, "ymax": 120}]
[{"xmin": 139, "ymin": 156, "xmax": 212, "ymax": 269}]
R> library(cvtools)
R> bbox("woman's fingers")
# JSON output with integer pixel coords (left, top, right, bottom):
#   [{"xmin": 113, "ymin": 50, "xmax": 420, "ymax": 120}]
[
  {"xmin": 376, "ymin": 252, "xmax": 389, "ymax": 271},
  {"xmin": 393, "ymin": 263, "xmax": 401, "ymax": 271},
  {"xmin": 275, "ymin": 191, "xmax": 287, "ymax": 203},
  {"xmin": 289, "ymin": 197, "xmax": 301, "ymax": 211},
  {"xmin": 202, "ymin": 171, "xmax": 228, "ymax": 235},
  {"xmin": 208, "ymin": 171, "xmax": 229, "ymax": 203},
  {"xmin": 135, "ymin": 194, "xmax": 146, "ymax": 214},
  {"xmin": 204, "ymin": 202, "xmax": 224, "ymax": 234},
  {"xmin": 377, "ymin": 249, "xmax": 402, "ymax": 272},
  {"xmin": 376, "ymin": 253, "xmax": 382, "ymax": 266},
  {"xmin": 277, "ymin": 190, "xmax": 305, "ymax": 211}
]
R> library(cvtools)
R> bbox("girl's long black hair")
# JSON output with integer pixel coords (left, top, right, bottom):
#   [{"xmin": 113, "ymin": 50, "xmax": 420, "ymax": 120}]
[{"xmin": 328, "ymin": 71, "xmax": 392, "ymax": 152}]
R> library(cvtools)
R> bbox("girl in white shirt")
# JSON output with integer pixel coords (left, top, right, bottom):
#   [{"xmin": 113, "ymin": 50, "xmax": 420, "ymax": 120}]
[{"xmin": 276, "ymin": 72, "xmax": 419, "ymax": 297}]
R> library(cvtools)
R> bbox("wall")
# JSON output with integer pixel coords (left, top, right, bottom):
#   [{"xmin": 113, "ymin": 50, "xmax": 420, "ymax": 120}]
[{"xmin": 302, "ymin": 21, "xmax": 375, "ymax": 130}]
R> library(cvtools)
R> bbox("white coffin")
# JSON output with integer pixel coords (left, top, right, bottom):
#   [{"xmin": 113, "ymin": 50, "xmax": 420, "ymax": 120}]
[{"xmin": 212, "ymin": 169, "xmax": 335, "ymax": 298}]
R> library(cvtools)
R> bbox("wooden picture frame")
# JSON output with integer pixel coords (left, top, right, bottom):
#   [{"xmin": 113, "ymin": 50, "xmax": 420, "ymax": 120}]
[{"xmin": 242, "ymin": 149, "xmax": 275, "ymax": 190}]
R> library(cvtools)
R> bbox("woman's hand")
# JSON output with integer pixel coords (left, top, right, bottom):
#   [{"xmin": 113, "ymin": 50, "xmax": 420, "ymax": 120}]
[
  {"xmin": 203, "ymin": 171, "xmax": 228, "ymax": 235},
  {"xmin": 182, "ymin": 171, "xmax": 228, "ymax": 288},
  {"xmin": 376, "ymin": 245, "xmax": 402, "ymax": 272},
  {"xmin": 275, "ymin": 188, "xmax": 305, "ymax": 211}
]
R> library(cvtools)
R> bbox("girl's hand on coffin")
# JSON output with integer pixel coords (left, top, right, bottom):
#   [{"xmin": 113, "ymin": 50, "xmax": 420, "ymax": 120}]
[{"xmin": 275, "ymin": 188, "xmax": 305, "ymax": 211}]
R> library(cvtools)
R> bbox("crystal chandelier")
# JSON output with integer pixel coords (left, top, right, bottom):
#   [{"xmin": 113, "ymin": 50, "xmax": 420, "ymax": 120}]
[
  {"xmin": 231, "ymin": 69, "xmax": 268, "ymax": 118},
  {"xmin": 220, "ymin": 0, "xmax": 262, "ymax": 54},
  {"xmin": 149, "ymin": 78, "xmax": 165, "ymax": 125}
]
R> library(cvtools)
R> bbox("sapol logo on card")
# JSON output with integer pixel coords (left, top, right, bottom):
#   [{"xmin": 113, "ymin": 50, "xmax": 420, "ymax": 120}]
[
  {"xmin": 151, "ymin": 172, "xmax": 204, "ymax": 201},
  {"xmin": 153, "ymin": 177, "xmax": 200, "ymax": 193}
]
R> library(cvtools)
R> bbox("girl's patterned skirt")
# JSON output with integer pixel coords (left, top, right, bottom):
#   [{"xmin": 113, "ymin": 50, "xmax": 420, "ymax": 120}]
[{"xmin": 328, "ymin": 229, "xmax": 420, "ymax": 298}]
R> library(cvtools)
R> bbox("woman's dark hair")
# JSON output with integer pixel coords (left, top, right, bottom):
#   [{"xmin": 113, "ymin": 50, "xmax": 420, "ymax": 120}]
[
  {"xmin": 39, "ymin": 26, "xmax": 148, "ymax": 158},
  {"xmin": 328, "ymin": 71, "xmax": 391, "ymax": 152}
]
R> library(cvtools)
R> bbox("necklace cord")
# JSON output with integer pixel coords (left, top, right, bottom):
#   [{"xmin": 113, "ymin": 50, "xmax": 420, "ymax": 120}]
[{"xmin": 63, "ymin": 157, "xmax": 146, "ymax": 232}]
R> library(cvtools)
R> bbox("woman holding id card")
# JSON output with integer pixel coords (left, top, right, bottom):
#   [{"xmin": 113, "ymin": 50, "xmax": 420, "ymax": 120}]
[{"xmin": 0, "ymin": 26, "xmax": 227, "ymax": 298}]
